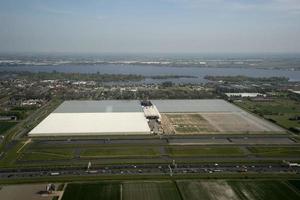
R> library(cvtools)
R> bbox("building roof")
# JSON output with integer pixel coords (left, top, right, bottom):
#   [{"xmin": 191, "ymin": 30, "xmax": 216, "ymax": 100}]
[
  {"xmin": 53, "ymin": 100, "xmax": 142, "ymax": 113},
  {"xmin": 29, "ymin": 112, "xmax": 150, "ymax": 136},
  {"xmin": 151, "ymin": 99, "xmax": 241, "ymax": 113}
]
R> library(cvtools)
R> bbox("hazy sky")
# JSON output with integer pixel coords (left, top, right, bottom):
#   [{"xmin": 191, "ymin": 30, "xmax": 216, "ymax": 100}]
[{"xmin": 0, "ymin": 0, "xmax": 300, "ymax": 54}]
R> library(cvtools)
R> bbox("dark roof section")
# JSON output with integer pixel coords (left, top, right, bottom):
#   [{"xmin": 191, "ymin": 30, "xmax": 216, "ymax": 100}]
[{"xmin": 53, "ymin": 100, "xmax": 142, "ymax": 113}]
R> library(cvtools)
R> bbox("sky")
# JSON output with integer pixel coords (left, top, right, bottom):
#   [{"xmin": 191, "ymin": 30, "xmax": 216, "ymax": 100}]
[{"xmin": 0, "ymin": 0, "xmax": 300, "ymax": 54}]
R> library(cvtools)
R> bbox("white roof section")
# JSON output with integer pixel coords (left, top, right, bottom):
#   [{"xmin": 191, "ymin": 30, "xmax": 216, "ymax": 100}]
[
  {"xmin": 151, "ymin": 99, "xmax": 242, "ymax": 113},
  {"xmin": 29, "ymin": 112, "xmax": 150, "ymax": 136}
]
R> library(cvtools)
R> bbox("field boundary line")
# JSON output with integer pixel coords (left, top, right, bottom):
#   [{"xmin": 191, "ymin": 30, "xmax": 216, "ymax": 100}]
[
  {"xmin": 58, "ymin": 183, "xmax": 67, "ymax": 200},
  {"xmin": 17, "ymin": 139, "xmax": 31, "ymax": 153},
  {"xmin": 120, "ymin": 183, "xmax": 123, "ymax": 200},
  {"xmin": 283, "ymin": 181, "xmax": 300, "ymax": 197}
]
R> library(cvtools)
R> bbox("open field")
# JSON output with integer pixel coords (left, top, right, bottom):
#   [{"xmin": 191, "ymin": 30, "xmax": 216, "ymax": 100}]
[
  {"xmin": 235, "ymin": 98, "xmax": 300, "ymax": 132},
  {"xmin": 162, "ymin": 112, "xmax": 283, "ymax": 134},
  {"xmin": 0, "ymin": 121, "xmax": 18, "ymax": 135},
  {"xmin": 62, "ymin": 182, "xmax": 120, "ymax": 200},
  {"xmin": 166, "ymin": 146, "xmax": 244, "ymax": 157},
  {"xmin": 122, "ymin": 181, "xmax": 181, "ymax": 200},
  {"xmin": 0, "ymin": 137, "xmax": 297, "ymax": 168},
  {"xmin": 57, "ymin": 180, "xmax": 300, "ymax": 200},
  {"xmin": 228, "ymin": 180, "xmax": 300, "ymax": 200},
  {"xmin": 163, "ymin": 114, "xmax": 217, "ymax": 134},
  {"xmin": 289, "ymin": 180, "xmax": 300, "ymax": 190},
  {"xmin": 201, "ymin": 112, "xmax": 283, "ymax": 133},
  {"xmin": 266, "ymin": 114, "xmax": 299, "ymax": 130},
  {"xmin": 0, "ymin": 184, "xmax": 57, "ymax": 200},
  {"xmin": 19, "ymin": 148, "xmax": 75, "ymax": 161},
  {"xmin": 177, "ymin": 180, "xmax": 240, "ymax": 200},
  {"xmin": 80, "ymin": 147, "xmax": 161, "ymax": 158},
  {"xmin": 247, "ymin": 147, "xmax": 300, "ymax": 157},
  {"xmin": 177, "ymin": 180, "xmax": 300, "ymax": 200}
]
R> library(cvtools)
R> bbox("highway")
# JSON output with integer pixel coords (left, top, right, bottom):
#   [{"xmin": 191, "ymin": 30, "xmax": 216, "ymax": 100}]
[{"xmin": 1, "ymin": 163, "xmax": 299, "ymax": 180}]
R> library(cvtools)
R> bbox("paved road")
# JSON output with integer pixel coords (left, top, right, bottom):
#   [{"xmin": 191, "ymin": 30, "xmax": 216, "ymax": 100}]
[
  {"xmin": 0, "ymin": 163, "xmax": 299, "ymax": 180},
  {"xmin": 33, "ymin": 135, "xmax": 296, "ymax": 146}
]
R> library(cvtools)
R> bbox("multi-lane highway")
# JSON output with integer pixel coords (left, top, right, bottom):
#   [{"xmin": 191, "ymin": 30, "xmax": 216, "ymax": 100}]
[{"xmin": 1, "ymin": 162, "xmax": 299, "ymax": 180}]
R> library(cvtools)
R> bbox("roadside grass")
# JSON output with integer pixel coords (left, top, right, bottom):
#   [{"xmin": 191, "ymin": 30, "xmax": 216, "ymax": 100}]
[
  {"xmin": 247, "ymin": 147, "xmax": 300, "ymax": 157},
  {"xmin": 18, "ymin": 148, "xmax": 74, "ymax": 161},
  {"xmin": 80, "ymin": 147, "xmax": 161, "ymax": 158},
  {"xmin": 0, "ymin": 121, "xmax": 18, "ymax": 135},
  {"xmin": 61, "ymin": 182, "xmax": 120, "ymax": 200},
  {"xmin": 166, "ymin": 146, "xmax": 245, "ymax": 157}
]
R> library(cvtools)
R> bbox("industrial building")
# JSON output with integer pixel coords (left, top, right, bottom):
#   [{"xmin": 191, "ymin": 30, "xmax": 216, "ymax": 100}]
[
  {"xmin": 29, "ymin": 99, "xmax": 284, "ymax": 137},
  {"xmin": 29, "ymin": 100, "xmax": 151, "ymax": 136},
  {"xmin": 151, "ymin": 99, "xmax": 242, "ymax": 113}
]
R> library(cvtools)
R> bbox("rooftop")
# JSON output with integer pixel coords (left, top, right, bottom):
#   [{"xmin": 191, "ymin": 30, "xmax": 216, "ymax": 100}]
[
  {"xmin": 53, "ymin": 100, "xmax": 142, "ymax": 113},
  {"xmin": 151, "ymin": 99, "xmax": 242, "ymax": 113}
]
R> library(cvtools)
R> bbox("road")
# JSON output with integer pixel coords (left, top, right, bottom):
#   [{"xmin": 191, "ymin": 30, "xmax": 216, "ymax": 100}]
[{"xmin": 0, "ymin": 162, "xmax": 299, "ymax": 180}]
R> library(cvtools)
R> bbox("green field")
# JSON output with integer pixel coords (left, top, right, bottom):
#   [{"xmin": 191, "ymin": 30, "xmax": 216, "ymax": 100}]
[
  {"xmin": 266, "ymin": 114, "xmax": 300, "ymax": 130},
  {"xmin": 289, "ymin": 180, "xmax": 300, "ymax": 191},
  {"xmin": 166, "ymin": 146, "xmax": 245, "ymax": 157},
  {"xmin": 80, "ymin": 147, "xmax": 161, "ymax": 158},
  {"xmin": 60, "ymin": 180, "xmax": 300, "ymax": 200},
  {"xmin": 177, "ymin": 180, "xmax": 300, "ymax": 200},
  {"xmin": 248, "ymin": 147, "xmax": 300, "ymax": 157},
  {"xmin": 61, "ymin": 182, "xmax": 120, "ymax": 200},
  {"xmin": 235, "ymin": 98, "xmax": 300, "ymax": 131},
  {"xmin": 0, "ymin": 121, "xmax": 18, "ymax": 135},
  {"xmin": 122, "ymin": 181, "xmax": 181, "ymax": 200},
  {"xmin": 228, "ymin": 180, "xmax": 300, "ymax": 200},
  {"xmin": 18, "ymin": 148, "xmax": 74, "ymax": 161}
]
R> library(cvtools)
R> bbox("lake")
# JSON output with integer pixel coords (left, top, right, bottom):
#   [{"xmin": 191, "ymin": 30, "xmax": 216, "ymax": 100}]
[{"xmin": 0, "ymin": 64, "xmax": 299, "ymax": 84}]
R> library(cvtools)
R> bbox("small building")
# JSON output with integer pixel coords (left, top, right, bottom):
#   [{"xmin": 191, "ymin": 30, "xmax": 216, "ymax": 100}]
[{"xmin": 225, "ymin": 93, "xmax": 265, "ymax": 98}]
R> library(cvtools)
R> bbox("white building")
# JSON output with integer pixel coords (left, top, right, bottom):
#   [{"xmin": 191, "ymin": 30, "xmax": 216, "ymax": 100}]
[{"xmin": 29, "ymin": 100, "xmax": 151, "ymax": 136}]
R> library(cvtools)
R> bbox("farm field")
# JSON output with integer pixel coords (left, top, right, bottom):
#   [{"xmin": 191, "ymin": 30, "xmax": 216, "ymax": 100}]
[
  {"xmin": 177, "ymin": 180, "xmax": 300, "ymax": 200},
  {"xmin": 80, "ymin": 147, "xmax": 161, "ymax": 158},
  {"xmin": 162, "ymin": 111, "xmax": 283, "ymax": 135},
  {"xmin": 58, "ymin": 180, "xmax": 300, "ymax": 200},
  {"xmin": 201, "ymin": 112, "xmax": 282, "ymax": 132},
  {"xmin": 18, "ymin": 148, "xmax": 75, "ymax": 161},
  {"xmin": 234, "ymin": 98, "xmax": 300, "ymax": 132},
  {"xmin": 61, "ymin": 182, "xmax": 120, "ymax": 200},
  {"xmin": 228, "ymin": 180, "xmax": 300, "ymax": 200},
  {"xmin": 265, "ymin": 114, "xmax": 299, "ymax": 130},
  {"xmin": 163, "ymin": 113, "xmax": 217, "ymax": 134},
  {"xmin": 166, "ymin": 146, "xmax": 245, "ymax": 157},
  {"xmin": 247, "ymin": 147, "xmax": 300, "ymax": 157},
  {"xmin": 288, "ymin": 180, "xmax": 300, "ymax": 190},
  {"xmin": 122, "ymin": 181, "xmax": 181, "ymax": 200},
  {"xmin": 0, "ymin": 121, "xmax": 18, "ymax": 135}
]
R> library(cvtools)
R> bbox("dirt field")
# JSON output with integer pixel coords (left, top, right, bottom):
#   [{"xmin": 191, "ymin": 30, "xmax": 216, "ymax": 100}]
[
  {"xmin": 0, "ymin": 184, "xmax": 57, "ymax": 200},
  {"xmin": 201, "ymin": 112, "xmax": 282, "ymax": 133},
  {"xmin": 162, "ymin": 112, "xmax": 284, "ymax": 134},
  {"xmin": 162, "ymin": 113, "xmax": 218, "ymax": 134}
]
